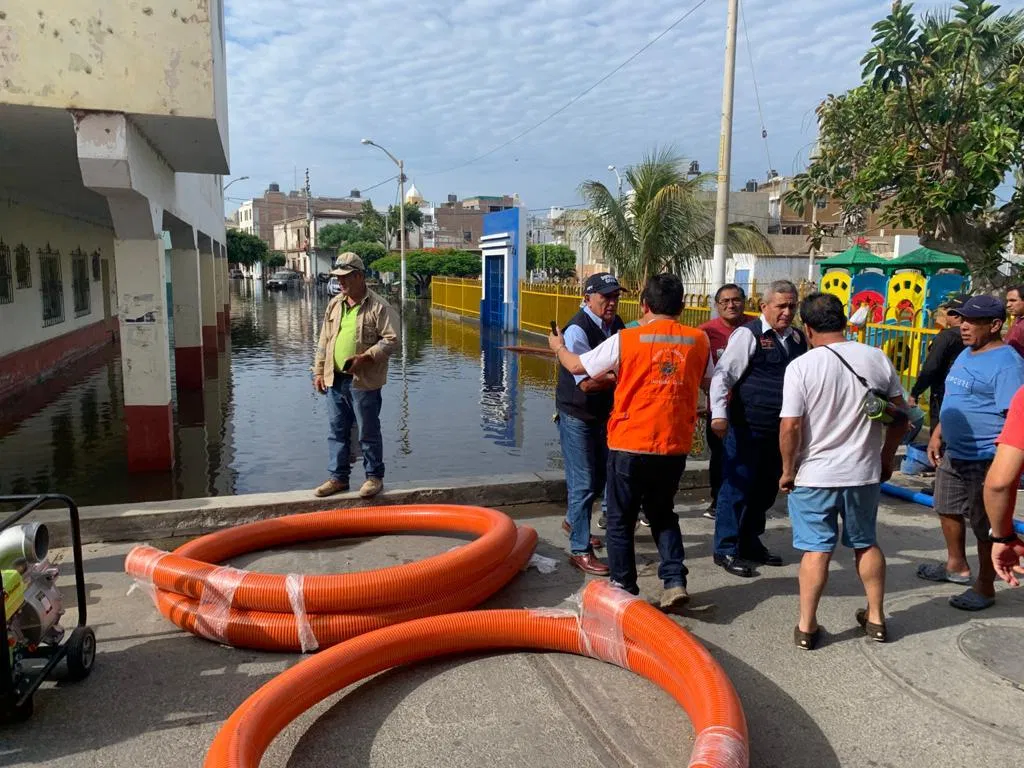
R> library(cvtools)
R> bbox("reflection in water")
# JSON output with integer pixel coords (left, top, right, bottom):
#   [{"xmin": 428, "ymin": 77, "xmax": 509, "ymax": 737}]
[{"xmin": 0, "ymin": 284, "xmax": 565, "ymax": 505}]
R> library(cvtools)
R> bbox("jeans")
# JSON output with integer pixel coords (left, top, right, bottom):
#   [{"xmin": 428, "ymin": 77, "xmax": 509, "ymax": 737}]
[
  {"xmin": 706, "ymin": 418, "xmax": 725, "ymax": 505},
  {"xmin": 327, "ymin": 376, "xmax": 384, "ymax": 483},
  {"xmin": 558, "ymin": 413, "xmax": 608, "ymax": 555},
  {"xmin": 713, "ymin": 425, "xmax": 780, "ymax": 558},
  {"xmin": 605, "ymin": 450, "xmax": 687, "ymax": 593}
]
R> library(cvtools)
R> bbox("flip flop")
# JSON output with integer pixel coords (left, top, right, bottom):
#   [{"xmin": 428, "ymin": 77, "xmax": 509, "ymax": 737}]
[
  {"xmin": 916, "ymin": 562, "xmax": 972, "ymax": 585},
  {"xmin": 794, "ymin": 625, "xmax": 821, "ymax": 651},
  {"xmin": 855, "ymin": 608, "xmax": 888, "ymax": 643},
  {"xmin": 949, "ymin": 589, "xmax": 995, "ymax": 611}
]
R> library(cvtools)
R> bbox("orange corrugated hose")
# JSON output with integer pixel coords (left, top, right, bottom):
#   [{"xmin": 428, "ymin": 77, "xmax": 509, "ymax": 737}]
[
  {"xmin": 204, "ymin": 580, "xmax": 749, "ymax": 768},
  {"xmin": 124, "ymin": 505, "xmax": 537, "ymax": 651}
]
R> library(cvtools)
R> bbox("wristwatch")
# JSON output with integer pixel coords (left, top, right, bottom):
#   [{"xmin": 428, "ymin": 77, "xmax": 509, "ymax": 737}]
[{"xmin": 989, "ymin": 528, "xmax": 1019, "ymax": 544}]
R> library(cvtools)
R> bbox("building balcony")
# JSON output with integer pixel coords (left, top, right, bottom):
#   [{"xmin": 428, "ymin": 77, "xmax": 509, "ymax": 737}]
[{"xmin": 0, "ymin": 1, "xmax": 228, "ymax": 173}]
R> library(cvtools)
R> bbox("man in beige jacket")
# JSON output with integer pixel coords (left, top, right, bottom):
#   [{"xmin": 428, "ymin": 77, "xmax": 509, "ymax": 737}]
[{"xmin": 312, "ymin": 252, "xmax": 400, "ymax": 498}]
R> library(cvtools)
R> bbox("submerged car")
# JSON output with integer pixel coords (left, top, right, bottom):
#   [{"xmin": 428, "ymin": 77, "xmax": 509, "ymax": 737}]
[{"xmin": 266, "ymin": 270, "xmax": 300, "ymax": 290}]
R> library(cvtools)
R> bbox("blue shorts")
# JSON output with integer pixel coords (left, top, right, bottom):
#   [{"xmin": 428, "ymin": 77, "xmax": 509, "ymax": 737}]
[{"xmin": 787, "ymin": 484, "xmax": 881, "ymax": 553}]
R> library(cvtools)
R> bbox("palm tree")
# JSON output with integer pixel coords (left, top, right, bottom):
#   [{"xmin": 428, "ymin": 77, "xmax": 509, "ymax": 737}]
[{"xmin": 579, "ymin": 147, "xmax": 772, "ymax": 289}]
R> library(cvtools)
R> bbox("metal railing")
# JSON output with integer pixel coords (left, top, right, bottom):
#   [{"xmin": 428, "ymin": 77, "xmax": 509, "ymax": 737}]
[
  {"xmin": 854, "ymin": 322, "xmax": 940, "ymax": 403},
  {"xmin": 431, "ymin": 277, "xmax": 481, "ymax": 319}
]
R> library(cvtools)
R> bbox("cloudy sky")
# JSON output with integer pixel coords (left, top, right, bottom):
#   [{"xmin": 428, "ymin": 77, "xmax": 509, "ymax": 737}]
[{"xmin": 222, "ymin": 0, "xmax": 979, "ymax": 214}]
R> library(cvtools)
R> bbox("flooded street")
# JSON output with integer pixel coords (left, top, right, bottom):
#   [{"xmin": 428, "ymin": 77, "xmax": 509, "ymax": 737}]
[{"xmin": 0, "ymin": 282, "xmax": 565, "ymax": 506}]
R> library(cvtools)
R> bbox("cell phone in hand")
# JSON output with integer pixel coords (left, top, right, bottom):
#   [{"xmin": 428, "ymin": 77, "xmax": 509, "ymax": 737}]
[
  {"xmin": 550, "ymin": 320, "xmax": 559, "ymax": 335},
  {"xmin": 342, "ymin": 357, "xmax": 354, "ymax": 372}
]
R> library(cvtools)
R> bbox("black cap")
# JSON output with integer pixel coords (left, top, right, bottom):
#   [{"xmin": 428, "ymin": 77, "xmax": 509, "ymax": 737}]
[
  {"xmin": 948, "ymin": 295, "xmax": 1006, "ymax": 320},
  {"xmin": 584, "ymin": 272, "xmax": 625, "ymax": 296}
]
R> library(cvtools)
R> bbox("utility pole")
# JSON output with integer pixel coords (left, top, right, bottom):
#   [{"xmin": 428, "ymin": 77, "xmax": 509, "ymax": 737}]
[
  {"xmin": 399, "ymin": 158, "xmax": 406, "ymax": 305},
  {"xmin": 305, "ymin": 168, "xmax": 313, "ymax": 282},
  {"xmin": 711, "ymin": 0, "xmax": 740, "ymax": 297}
]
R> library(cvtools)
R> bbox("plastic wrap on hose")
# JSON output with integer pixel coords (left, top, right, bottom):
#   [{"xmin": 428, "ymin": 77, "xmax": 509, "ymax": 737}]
[
  {"xmin": 124, "ymin": 504, "xmax": 537, "ymax": 652},
  {"xmin": 125, "ymin": 545, "xmax": 168, "ymax": 609},
  {"xmin": 204, "ymin": 581, "xmax": 748, "ymax": 768}
]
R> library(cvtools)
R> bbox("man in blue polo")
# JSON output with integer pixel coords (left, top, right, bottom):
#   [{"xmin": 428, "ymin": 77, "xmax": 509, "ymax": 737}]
[
  {"xmin": 555, "ymin": 273, "xmax": 626, "ymax": 575},
  {"xmin": 710, "ymin": 280, "xmax": 807, "ymax": 577}
]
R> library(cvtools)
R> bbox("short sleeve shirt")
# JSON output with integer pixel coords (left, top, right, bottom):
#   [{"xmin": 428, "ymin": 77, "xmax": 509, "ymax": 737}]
[
  {"xmin": 996, "ymin": 385, "xmax": 1024, "ymax": 451},
  {"xmin": 940, "ymin": 345, "xmax": 1024, "ymax": 460}
]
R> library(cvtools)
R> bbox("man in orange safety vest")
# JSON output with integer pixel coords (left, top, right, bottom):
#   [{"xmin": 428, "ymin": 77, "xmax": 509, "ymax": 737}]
[{"xmin": 549, "ymin": 273, "xmax": 711, "ymax": 610}]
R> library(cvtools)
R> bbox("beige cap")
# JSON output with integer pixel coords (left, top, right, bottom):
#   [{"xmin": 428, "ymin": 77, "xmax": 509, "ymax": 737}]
[{"xmin": 330, "ymin": 251, "xmax": 365, "ymax": 276}]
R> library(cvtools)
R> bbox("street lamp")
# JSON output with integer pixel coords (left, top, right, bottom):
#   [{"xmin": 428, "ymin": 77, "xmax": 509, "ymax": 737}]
[
  {"xmin": 222, "ymin": 175, "xmax": 249, "ymax": 192},
  {"xmin": 607, "ymin": 165, "xmax": 623, "ymax": 199},
  {"xmin": 361, "ymin": 138, "xmax": 407, "ymax": 305}
]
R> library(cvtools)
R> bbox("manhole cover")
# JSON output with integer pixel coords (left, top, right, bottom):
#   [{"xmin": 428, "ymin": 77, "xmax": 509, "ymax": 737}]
[{"xmin": 959, "ymin": 626, "xmax": 1024, "ymax": 686}]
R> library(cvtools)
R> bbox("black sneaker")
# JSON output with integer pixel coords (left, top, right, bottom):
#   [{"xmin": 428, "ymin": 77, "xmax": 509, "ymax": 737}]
[
  {"xmin": 702, "ymin": 503, "xmax": 716, "ymax": 520},
  {"xmin": 639, "ymin": 512, "xmax": 650, "ymax": 527},
  {"xmin": 597, "ymin": 514, "xmax": 607, "ymax": 529}
]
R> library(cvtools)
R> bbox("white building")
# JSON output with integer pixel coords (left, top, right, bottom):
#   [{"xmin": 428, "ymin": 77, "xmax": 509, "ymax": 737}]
[{"xmin": 0, "ymin": 1, "xmax": 230, "ymax": 472}]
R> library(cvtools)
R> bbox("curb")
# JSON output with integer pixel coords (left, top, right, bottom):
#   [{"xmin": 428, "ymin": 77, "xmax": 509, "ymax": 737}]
[{"xmin": 33, "ymin": 464, "xmax": 710, "ymax": 546}]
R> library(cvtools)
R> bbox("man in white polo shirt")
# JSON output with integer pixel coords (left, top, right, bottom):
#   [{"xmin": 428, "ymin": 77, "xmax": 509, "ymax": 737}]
[{"xmin": 779, "ymin": 293, "xmax": 908, "ymax": 650}]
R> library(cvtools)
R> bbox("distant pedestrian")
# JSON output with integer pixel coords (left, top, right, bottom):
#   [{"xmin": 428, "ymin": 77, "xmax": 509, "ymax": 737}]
[
  {"xmin": 710, "ymin": 280, "xmax": 807, "ymax": 578},
  {"xmin": 983, "ymin": 384, "xmax": 1024, "ymax": 585},
  {"xmin": 909, "ymin": 295, "xmax": 967, "ymax": 430},
  {"xmin": 779, "ymin": 293, "xmax": 908, "ymax": 650},
  {"xmin": 312, "ymin": 252, "xmax": 400, "ymax": 499},
  {"xmin": 549, "ymin": 273, "xmax": 710, "ymax": 610},
  {"xmin": 699, "ymin": 283, "xmax": 748, "ymax": 519},
  {"xmin": 554, "ymin": 273, "xmax": 627, "ymax": 576},
  {"xmin": 919, "ymin": 295, "xmax": 1024, "ymax": 610},
  {"xmin": 1005, "ymin": 285, "xmax": 1024, "ymax": 357}
]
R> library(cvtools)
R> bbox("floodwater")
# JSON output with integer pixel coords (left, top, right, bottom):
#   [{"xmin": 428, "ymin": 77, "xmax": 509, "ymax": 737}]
[{"xmin": 0, "ymin": 282, "xmax": 567, "ymax": 506}]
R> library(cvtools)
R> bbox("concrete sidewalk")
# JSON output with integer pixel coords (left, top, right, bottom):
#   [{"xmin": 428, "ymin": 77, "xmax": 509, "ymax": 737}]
[{"xmin": 1, "ymin": 497, "xmax": 1022, "ymax": 767}]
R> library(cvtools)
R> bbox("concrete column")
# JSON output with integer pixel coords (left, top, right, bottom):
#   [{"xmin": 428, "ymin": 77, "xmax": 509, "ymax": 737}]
[
  {"xmin": 220, "ymin": 242, "xmax": 231, "ymax": 326},
  {"xmin": 199, "ymin": 236, "xmax": 219, "ymax": 357},
  {"xmin": 168, "ymin": 225, "xmax": 205, "ymax": 390},
  {"xmin": 114, "ymin": 235, "xmax": 175, "ymax": 472},
  {"xmin": 214, "ymin": 248, "xmax": 227, "ymax": 338}
]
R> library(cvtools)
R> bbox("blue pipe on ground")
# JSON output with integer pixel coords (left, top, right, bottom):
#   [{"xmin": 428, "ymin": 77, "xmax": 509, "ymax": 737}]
[{"xmin": 881, "ymin": 483, "xmax": 1024, "ymax": 536}]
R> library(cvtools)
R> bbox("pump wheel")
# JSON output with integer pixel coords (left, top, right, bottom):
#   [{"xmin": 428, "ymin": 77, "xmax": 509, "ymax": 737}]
[{"xmin": 65, "ymin": 626, "xmax": 96, "ymax": 682}]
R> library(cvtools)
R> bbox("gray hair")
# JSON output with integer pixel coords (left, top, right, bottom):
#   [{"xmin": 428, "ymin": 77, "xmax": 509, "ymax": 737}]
[{"xmin": 762, "ymin": 280, "xmax": 798, "ymax": 303}]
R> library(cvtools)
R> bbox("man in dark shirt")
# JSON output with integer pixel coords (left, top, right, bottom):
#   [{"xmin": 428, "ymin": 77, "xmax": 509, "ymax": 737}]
[{"xmin": 909, "ymin": 295, "xmax": 967, "ymax": 429}]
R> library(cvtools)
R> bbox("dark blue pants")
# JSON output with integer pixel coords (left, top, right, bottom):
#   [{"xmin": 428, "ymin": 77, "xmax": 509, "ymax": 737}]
[
  {"xmin": 606, "ymin": 450, "xmax": 687, "ymax": 594},
  {"xmin": 713, "ymin": 425, "xmax": 780, "ymax": 558},
  {"xmin": 557, "ymin": 413, "xmax": 608, "ymax": 555},
  {"xmin": 327, "ymin": 376, "xmax": 384, "ymax": 482},
  {"xmin": 706, "ymin": 418, "xmax": 725, "ymax": 504}
]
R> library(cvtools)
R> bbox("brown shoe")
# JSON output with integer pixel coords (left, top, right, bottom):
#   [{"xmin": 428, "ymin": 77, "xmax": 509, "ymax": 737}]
[
  {"xmin": 568, "ymin": 553, "xmax": 610, "ymax": 576},
  {"xmin": 659, "ymin": 585, "xmax": 690, "ymax": 611},
  {"xmin": 561, "ymin": 519, "xmax": 604, "ymax": 549},
  {"xmin": 359, "ymin": 477, "xmax": 383, "ymax": 499},
  {"xmin": 314, "ymin": 478, "xmax": 349, "ymax": 497}
]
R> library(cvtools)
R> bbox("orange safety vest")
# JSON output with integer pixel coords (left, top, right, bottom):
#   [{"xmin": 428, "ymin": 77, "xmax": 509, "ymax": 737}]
[{"xmin": 607, "ymin": 319, "xmax": 709, "ymax": 456}]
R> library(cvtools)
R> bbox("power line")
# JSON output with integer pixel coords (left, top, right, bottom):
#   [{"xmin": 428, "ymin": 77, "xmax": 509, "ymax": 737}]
[
  {"xmin": 358, "ymin": 173, "xmax": 399, "ymax": 195},
  {"xmin": 740, "ymin": 0, "xmax": 773, "ymax": 175},
  {"xmin": 419, "ymin": 0, "xmax": 713, "ymax": 178}
]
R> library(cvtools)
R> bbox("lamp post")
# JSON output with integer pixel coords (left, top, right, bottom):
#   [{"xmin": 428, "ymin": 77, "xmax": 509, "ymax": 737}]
[
  {"xmin": 361, "ymin": 139, "xmax": 406, "ymax": 305},
  {"xmin": 607, "ymin": 165, "xmax": 623, "ymax": 199},
  {"xmin": 222, "ymin": 175, "xmax": 249, "ymax": 193},
  {"xmin": 711, "ymin": 0, "xmax": 740, "ymax": 297}
]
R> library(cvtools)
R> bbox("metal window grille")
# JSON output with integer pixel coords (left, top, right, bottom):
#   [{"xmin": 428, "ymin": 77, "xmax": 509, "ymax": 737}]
[
  {"xmin": 14, "ymin": 244, "xmax": 30, "ymax": 289},
  {"xmin": 91, "ymin": 251, "xmax": 101, "ymax": 282},
  {"xmin": 71, "ymin": 248, "xmax": 91, "ymax": 317},
  {"xmin": 0, "ymin": 240, "xmax": 12, "ymax": 305},
  {"xmin": 39, "ymin": 245, "xmax": 64, "ymax": 327}
]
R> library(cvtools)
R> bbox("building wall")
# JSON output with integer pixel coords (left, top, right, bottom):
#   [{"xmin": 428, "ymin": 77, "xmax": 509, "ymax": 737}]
[{"xmin": 0, "ymin": 200, "xmax": 118, "ymax": 400}]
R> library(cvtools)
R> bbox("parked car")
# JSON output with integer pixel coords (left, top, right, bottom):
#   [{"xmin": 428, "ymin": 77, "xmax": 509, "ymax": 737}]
[
  {"xmin": 266, "ymin": 270, "xmax": 301, "ymax": 290},
  {"xmin": 229, "ymin": 268, "xmax": 244, "ymax": 279}
]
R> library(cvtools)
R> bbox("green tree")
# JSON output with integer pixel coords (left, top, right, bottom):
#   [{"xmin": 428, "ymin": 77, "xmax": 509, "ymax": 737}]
[
  {"xmin": 268, "ymin": 252, "xmax": 286, "ymax": 269},
  {"xmin": 344, "ymin": 241, "xmax": 388, "ymax": 264},
  {"xmin": 317, "ymin": 222, "xmax": 364, "ymax": 252},
  {"xmin": 580, "ymin": 147, "xmax": 772, "ymax": 288},
  {"xmin": 371, "ymin": 249, "xmax": 480, "ymax": 296},
  {"xmin": 359, "ymin": 200, "xmax": 388, "ymax": 245},
  {"xmin": 386, "ymin": 203, "xmax": 425, "ymax": 248},
  {"xmin": 527, "ymin": 244, "xmax": 577, "ymax": 280},
  {"xmin": 785, "ymin": 0, "xmax": 1024, "ymax": 287},
  {"xmin": 227, "ymin": 229, "xmax": 269, "ymax": 267}
]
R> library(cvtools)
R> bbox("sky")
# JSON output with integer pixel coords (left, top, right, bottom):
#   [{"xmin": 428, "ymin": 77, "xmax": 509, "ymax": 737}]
[{"xmin": 221, "ymin": 0, "xmax": 1000, "ymax": 215}]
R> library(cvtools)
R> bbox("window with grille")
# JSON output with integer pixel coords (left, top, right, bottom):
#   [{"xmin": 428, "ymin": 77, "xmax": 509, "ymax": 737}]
[
  {"xmin": 39, "ymin": 245, "xmax": 64, "ymax": 327},
  {"xmin": 0, "ymin": 241, "xmax": 12, "ymax": 305},
  {"xmin": 72, "ymin": 248, "xmax": 91, "ymax": 317},
  {"xmin": 15, "ymin": 244, "xmax": 30, "ymax": 289}
]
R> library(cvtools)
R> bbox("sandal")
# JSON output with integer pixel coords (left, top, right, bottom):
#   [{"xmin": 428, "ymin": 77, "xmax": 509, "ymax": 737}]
[
  {"xmin": 793, "ymin": 625, "xmax": 821, "ymax": 651},
  {"xmin": 916, "ymin": 562, "xmax": 971, "ymax": 585},
  {"xmin": 855, "ymin": 608, "xmax": 888, "ymax": 643},
  {"xmin": 949, "ymin": 589, "xmax": 995, "ymax": 612}
]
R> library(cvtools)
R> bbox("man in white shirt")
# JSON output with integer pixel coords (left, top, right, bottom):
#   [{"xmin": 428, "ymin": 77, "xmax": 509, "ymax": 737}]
[
  {"xmin": 779, "ymin": 292, "xmax": 907, "ymax": 650},
  {"xmin": 709, "ymin": 280, "xmax": 807, "ymax": 577}
]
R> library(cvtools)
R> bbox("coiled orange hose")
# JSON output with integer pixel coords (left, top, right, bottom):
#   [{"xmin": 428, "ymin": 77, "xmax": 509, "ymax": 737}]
[
  {"xmin": 124, "ymin": 505, "xmax": 537, "ymax": 651},
  {"xmin": 204, "ymin": 580, "xmax": 748, "ymax": 768}
]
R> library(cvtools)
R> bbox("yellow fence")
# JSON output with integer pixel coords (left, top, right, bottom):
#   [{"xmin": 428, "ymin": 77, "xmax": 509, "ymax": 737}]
[
  {"xmin": 431, "ymin": 277, "xmax": 481, "ymax": 319},
  {"xmin": 855, "ymin": 322, "xmax": 939, "ymax": 402}
]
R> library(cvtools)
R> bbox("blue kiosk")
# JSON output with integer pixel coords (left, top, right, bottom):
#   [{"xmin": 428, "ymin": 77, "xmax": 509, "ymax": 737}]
[{"xmin": 479, "ymin": 207, "xmax": 527, "ymax": 333}]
